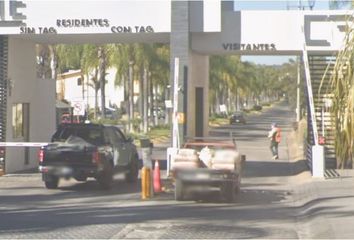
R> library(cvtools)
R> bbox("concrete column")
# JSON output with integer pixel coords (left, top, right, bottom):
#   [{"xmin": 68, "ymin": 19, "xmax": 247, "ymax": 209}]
[
  {"xmin": 188, "ymin": 52, "xmax": 209, "ymax": 138},
  {"xmin": 170, "ymin": 1, "xmax": 189, "ymax": 144},
  {"xmin": 170, "ymin": 1, "xmax": 210, "ymax": 143}
]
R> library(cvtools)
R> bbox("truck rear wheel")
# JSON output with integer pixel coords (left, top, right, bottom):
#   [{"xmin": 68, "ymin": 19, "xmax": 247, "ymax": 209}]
[
  {"xmin": 175, "ymin": 178, "xmax": 185, "ymax": 201},
  {"xmin": 125, "ymin": 155, "xmax": 139, "ymax": 183},
  {"xmin": 44, "ymin": 175, "xmax": 59, "ymax": 189},
  {"xmin": 97, "ymin": 163, "xmax": 113, "ymax": 189}
]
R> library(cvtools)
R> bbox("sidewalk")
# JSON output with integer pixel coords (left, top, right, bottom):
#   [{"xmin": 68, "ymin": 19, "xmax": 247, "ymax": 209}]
[
  {"xmin": 290, "ymin": 171, "xmax": 354, "ymax": 239},
  {"xmin": 285, "ymin": 126, "xmax": 354, "ymax": 238}
]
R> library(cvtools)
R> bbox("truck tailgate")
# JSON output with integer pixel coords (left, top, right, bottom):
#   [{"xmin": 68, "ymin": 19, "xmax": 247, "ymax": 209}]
[{"xmin": 43, "ymin": 143, "xmax": 96, "ymax": 166}]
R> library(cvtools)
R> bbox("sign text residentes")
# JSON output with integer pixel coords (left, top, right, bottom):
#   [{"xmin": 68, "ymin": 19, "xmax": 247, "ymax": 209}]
[
  {"xmin": 223, "ymin": 43, "xmax": 276, "ymax": 51},
  {"xmin": 19, "ymin": 18, "xmax": 154, "ymax": 34}
]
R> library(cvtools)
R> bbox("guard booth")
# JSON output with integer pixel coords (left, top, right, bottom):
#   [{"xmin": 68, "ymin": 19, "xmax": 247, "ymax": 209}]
[{"xmin": 0, "ymin": 0, "xmax": 351, "ymax": 175}]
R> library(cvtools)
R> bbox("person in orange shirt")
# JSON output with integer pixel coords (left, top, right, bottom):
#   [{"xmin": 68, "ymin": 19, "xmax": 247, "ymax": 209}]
[{"xmin": 268, "ymin": 123, "xmax": 281, "ymax": 160}]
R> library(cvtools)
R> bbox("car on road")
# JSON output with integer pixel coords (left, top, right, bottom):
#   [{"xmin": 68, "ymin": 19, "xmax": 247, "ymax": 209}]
[
  {"xmin": 229, "ymin": 112, "xmax": 246, "ymax": 124},
  {"xmin": 38, "ymin": 123, "xmax": 139, "ymax": 189}
]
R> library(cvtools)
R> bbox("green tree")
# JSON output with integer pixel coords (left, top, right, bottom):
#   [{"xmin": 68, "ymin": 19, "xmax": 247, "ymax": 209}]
[{"xmin": 322, "ymin": 26, "xmax": 354, "ymax": 168}]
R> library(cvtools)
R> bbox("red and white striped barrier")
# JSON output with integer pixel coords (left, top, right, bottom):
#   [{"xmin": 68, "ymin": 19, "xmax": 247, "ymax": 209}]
[{"xmin": 0, "ymin": 142, "xmax": 48, "ymax": 147}]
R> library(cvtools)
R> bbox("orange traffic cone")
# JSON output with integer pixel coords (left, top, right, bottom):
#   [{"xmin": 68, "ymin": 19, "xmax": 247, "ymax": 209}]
[{"xmin": 153, "ymin": 160, "xmax": 162, "ymax": 193}]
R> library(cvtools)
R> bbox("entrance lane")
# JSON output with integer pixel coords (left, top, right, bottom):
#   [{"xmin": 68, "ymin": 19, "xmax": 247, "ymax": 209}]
[{"xmin": 0, "ymin": 100, "xmax": 304, "ymax": 239}]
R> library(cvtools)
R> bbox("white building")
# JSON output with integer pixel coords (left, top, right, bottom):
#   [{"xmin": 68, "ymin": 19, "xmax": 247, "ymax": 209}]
[{"xmin": 57, "ymin": 68, "xmax": 125, "ymax": 114}]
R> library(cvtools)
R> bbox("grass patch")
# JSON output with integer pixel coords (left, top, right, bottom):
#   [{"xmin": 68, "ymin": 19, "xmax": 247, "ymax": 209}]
[
  {"xmin": 127, "ymin": 125, "xmax": 171, "ymax": 146},
  {"xmin": 147, "ymin": 126, "xmax": 170, "ymax": 139},
  {"xmin": 209, "ymin": 117, "xmax": 229, "ymax": 126}
]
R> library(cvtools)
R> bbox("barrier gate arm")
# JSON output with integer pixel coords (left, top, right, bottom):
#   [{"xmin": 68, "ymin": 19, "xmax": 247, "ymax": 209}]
[{"xmin": 0, "ymin": 142, "xmax": 48, "ymax": 147}]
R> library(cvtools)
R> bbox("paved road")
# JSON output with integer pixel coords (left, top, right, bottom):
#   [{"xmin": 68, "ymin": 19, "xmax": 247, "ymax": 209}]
[{"xmin": 0, "ymin": 101, "xmax": 324, "ymax": 239}]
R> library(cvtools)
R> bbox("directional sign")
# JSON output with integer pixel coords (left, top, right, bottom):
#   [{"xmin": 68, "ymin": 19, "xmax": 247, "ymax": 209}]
[{"xmin": 72, "ymin": 101, "xmax": 85, "ymax": 116}]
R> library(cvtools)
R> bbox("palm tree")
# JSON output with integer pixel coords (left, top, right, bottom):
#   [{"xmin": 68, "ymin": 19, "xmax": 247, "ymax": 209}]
[
  {"xmin": 111, "ymin": 43, "xmax": 170, "ymax": 132},
  {"xmin": 321, "ymin": 26, "xmax": 354, "ymax": 168}
]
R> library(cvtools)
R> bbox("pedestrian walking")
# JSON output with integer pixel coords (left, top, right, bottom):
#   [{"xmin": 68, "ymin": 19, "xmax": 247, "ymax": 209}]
[{"xmin": 268, "ymin": 123, "xmax": 281, "ymax": 160}]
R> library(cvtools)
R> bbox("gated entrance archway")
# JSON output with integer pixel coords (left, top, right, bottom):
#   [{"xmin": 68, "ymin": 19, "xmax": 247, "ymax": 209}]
[{"xmin": 0, "ymin": 0, "xmax": 352, "ymax": 174}]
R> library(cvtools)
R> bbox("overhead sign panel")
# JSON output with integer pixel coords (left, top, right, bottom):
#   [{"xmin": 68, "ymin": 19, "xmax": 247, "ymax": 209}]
[
  {"xmin": 0, "ymin": 0, "xmax": 171, "ymax": 35},
  {"xmin": 192, "ymin": 10, "xmax": 354, "ymax": 54}
]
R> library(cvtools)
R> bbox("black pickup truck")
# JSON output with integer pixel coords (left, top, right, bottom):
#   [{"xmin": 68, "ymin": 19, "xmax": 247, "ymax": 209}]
[{"xmin": 38, "ymin": 123, "xmax": 139, "ymax": 189}]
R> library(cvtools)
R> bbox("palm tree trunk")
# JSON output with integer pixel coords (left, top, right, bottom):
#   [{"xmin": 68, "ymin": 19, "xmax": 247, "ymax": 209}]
[
  {"xmin": 235, "ymin": 87, "xmax": 239, "ymax": 111},
  {"xmin": 94, "ymin": 89, "xmax": 99, "ymax": 119},
  {"xmin": 215, "ymin": 91, "xmax": 220, "ymax": 114},
  {"xmin": 149, "ymin": 72, "xmax": 155, "ymax": 127},
  {"xmin": 98, "ymin": 46, "xmax": 106, "ymax": 119},
  {"xmin": 128, "ymin": 61, "xmax": 134, "ymax": 132},
  {"xmin": 139, "ymin": 66, "xmax": 144, "ymax": 132},
  {"xmin": 48, "ymin": 45, "xmax": 57, "ymax": 81},
  {"xmin": 85, "ymin": 73, "xmax": 90, "ymax": 120},
  {"xmin": 143, "ymin": 68, "xmax": 148, "ymax": 133},
  {"xmin": 154, "ymin": 84, "xmax": 158, "ymax": 126},
  {"xmin": 164, "ymin": 87, "xmax": 170, "ymax": 125}
]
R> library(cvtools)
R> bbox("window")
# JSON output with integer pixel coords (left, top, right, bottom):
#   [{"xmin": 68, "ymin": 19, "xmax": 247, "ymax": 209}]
[
  {"xmin": 12, "ymin": 103, "xmax": 29, "ymax": 139},
  {"xmin": 12, "ymin": 103, "xmax": 23, "ymax": 138},
  {"xmin": 12, "ymin": 103, "xmax": 29, "ymax": 165},
  {"xmin": 77, "ymin": 78, "xmax": 82, "ymax": 86},
  {"xmin": 114, "ymin": 128, "xmax": 126, "ymax": 142}
]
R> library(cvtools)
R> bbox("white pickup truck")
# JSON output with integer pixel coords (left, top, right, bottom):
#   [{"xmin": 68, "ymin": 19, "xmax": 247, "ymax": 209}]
[{"xmin": 172, "ymin": 138, "xmax": 245, "ymax": 202}]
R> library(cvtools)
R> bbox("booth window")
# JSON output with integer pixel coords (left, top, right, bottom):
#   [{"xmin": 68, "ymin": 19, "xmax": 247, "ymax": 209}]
[{"xmin": 12, "ymin": 103, "xmax": 29, "ymax": 139}]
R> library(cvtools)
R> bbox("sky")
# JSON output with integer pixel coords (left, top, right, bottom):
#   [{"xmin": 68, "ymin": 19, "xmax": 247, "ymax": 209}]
[
  {"xmin": 235, "ymin": 0, "xmax": 336, "ymax": 65},
  {"xmin": 234, "ymin": 0, "xmax": 331, "ymax": 11}
]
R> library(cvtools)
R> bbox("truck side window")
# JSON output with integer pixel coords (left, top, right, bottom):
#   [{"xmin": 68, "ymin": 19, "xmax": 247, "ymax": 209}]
[
  {"xmin": 53, "ymin": 127, "xmax": 76, "ymax": 141},
  {"xmin": 103, "ymin": 128, "xmax": 111, "ymax": 144},
  {"xmin": 114, "ymin": 129, "xmax": 126, "ymax": 142},
  {"xmin": 105, "ymin": 128, "xmax": 120, "ymax": 144}
]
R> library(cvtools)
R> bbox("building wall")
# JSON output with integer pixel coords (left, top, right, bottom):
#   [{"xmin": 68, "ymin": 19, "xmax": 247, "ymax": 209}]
[{"xmin": 6, "ymin": 37, "xmax": 55, "ymax": 173}]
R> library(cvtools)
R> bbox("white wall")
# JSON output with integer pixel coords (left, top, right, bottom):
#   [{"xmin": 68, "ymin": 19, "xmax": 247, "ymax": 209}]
[
  {"xmin": 6, "ymin": 37, "xmax": 55, "ymax": 173},
  {"xmin": 0, "ymin": 0, "xmax": 171, "ymax": 35}
]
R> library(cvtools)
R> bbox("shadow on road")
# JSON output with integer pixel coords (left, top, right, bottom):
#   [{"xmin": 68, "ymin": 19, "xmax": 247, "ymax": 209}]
[{"xmin": 242, "ymin": 160, "xmax": 309, "ymax": 178}]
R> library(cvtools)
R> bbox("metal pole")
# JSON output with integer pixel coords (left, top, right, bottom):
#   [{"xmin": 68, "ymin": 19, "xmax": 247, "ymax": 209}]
[
  {"xmin": 301, "ymin": 25, "xmax": 319, "ymax": 145},
  {"xmin": 172, "ymin": 58, "xmax": 180, "ymax": 149},
  {"xmin": 296, "ymin": 56, "xmax": 301, "ymax": 122}
]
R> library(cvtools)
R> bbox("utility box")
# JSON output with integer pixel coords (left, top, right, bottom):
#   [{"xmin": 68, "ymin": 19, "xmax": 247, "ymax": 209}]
[{"xmin": 140, "ymin": 139, "xmax": 153, "ymax": 168}]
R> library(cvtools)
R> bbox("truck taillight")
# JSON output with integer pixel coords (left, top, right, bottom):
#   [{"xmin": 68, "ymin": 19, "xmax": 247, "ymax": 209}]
[
  {"xmin": 38, "ymin": 149, "xmax": 44, "ymax": 163},
  {"xmin": 92, "ymin": 150, "xmax": 100, "ymax": 164}
]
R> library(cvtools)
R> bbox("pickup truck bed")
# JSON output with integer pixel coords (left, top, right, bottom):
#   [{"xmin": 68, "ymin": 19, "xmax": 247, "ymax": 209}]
[{"xmin": 172, "ymin": 139, "xmax": 245, "ymax": 202}]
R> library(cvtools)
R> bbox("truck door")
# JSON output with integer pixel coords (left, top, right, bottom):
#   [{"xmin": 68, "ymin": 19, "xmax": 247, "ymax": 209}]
[
  {"xmin": 106, "ymin": 127, "xmax": 130, "ymax": 166},
  {"xmin": 113, "ymin": 128, "xmax": 131, "ymax": 166}
]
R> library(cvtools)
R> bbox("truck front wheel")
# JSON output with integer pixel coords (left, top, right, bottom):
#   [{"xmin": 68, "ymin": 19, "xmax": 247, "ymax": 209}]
[{"xmin": 44, "ymin": 175, "xmax": 59, "ymax": 189}]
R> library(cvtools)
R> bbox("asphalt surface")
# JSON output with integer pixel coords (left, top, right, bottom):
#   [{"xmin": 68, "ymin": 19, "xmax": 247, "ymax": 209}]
[{"xmin": 1, "ymin": 100, "xmax": 352, "ymax": 239}]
